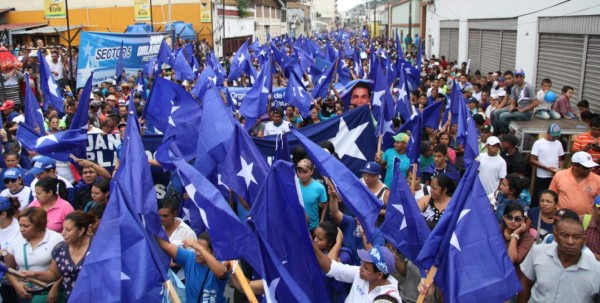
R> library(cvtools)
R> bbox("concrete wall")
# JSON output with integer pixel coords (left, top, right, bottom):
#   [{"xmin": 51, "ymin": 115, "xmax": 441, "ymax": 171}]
[{"xmin": 425, "ymin": 0, "xmax": 600, "ymax": 76}]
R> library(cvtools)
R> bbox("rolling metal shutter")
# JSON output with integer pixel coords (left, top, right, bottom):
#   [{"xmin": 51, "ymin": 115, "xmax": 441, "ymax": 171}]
[
  {"xmin": 500, "ymin": 31, "xmax": 517, "ymax": 72},
  {"xmin": 440, "ymin": 28, "xmax": 459, "ymax": 63},
  {"xmin": 536, "ymin": 34, "xmax": 585, "ymax": 102},
  {"xmin": 468, "ymin": 29, "xmax": 481, "ymax": 72},
  {"xmin": 583, "ymin": 36, "xmax": 600, "ymax": 112},
  {"xmin": 448, "ymin": 28, "xmax": 459, "ymax": 63},
  {"xmin": 480, "ymin": 30, "xmax": 501, "ymax": 74}
]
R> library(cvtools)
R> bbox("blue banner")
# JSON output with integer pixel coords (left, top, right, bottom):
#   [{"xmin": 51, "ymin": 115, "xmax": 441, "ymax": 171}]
[
  {"xmin": 224, "ymin": 87, "xmax": 289, "ymax": 110},
  {"xmin": 85, "ymin": 134, "xmax": 170, "ymax": 198},
  {"xmin": 77, "ymin": 31, "xmax": 172, "ymax": 87}
]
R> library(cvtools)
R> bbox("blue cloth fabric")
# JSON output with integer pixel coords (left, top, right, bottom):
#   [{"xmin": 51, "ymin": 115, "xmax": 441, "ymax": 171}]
[
  {"xmin": 339, "ymin": 214, "xmax": 385, "ymax": 266},
  {"xmin": 175, "ymin": 247, "xmax": 228, "ymax": 303}
]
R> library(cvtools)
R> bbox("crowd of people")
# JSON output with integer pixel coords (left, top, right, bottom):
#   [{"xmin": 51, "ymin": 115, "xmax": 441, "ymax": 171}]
[{"xmin": 0, "ymin": 28, "xmax": 597, "ymax": 303}]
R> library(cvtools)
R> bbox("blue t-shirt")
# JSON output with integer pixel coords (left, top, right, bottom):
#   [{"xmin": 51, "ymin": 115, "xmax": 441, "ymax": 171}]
[
  {"xmin": 382, "ymin": 148, "xmax": 410, "ymax": 188},
  {"xmin": 339, "ymin": 215, "xmax": 385, "ymax": 266},
  {"xmin": 175, "ymin": 248, "xmax": 228, "ymax": 303},
  {"xmin": 299, "ymin": 179, "xmax": 327, "ymax": 230}
]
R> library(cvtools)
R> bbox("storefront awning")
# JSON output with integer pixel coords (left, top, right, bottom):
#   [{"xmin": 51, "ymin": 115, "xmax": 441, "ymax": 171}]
[
  {"xmin": 0, "ymin": 22, "xmax": 47, "ymax": 32},
  {"xmin": 12, "ymin": 25, "xmax": 82, "ymax": 35}
]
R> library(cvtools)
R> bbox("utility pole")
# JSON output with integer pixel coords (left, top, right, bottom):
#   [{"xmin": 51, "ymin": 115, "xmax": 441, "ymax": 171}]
[
  {"xmin": 64, "ymin": 0, "xmax": 74, "ymax": 86},
  {"xmin": 373, "ymin": 0, "xmax": 376, "ymax": 37},
  {"xmin": 408, "ymin": 0, "xmax": 413, "ymax": 54},
  {"xmin": 222, "ymin": 0, "xmax": 225, "ymax": 58},
  {"xmin": 150, "ymin": 0, "xmax": 154, "ymax": 30}
]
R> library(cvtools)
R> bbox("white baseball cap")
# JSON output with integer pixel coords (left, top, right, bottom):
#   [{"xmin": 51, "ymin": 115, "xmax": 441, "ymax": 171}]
[{"xmin": 572, "ymin": 151, "xmax": 599, "ymax": 168}]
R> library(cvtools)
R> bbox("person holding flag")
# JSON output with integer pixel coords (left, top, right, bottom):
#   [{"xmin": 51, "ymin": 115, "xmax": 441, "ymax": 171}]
[{"xmin": 375, "ymin": 132, "xmax": 410, "ymax": 188}]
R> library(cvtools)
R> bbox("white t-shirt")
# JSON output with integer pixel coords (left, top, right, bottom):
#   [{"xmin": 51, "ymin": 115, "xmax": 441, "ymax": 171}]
[
  {"xmin": 531, "ymin": 138, "xmax": 564, "ymax": 178},
  {"xmin": 55, "ymin": 161, "xmax": 74, "ymax": 184},
  {"xmin": 326, "ymin": 260, "xmax": 401, "ymax": 303},
  {"xmin": 1, "ymin": 186, "xmax": 32, "ymax": 210},
  {"xmin": 263, "ymin": 121, "xmax": 291, "ymax": 137},
  {"xmin": 169, "ymin": 218, "xmax": 197, "ymax": 280},
  {"xmin": 0, "ymin": 218, "xmax": 20, "ymax": 252},
  {"xmin": 478, "ymin": 153, "xmax": 507, "ymax": 195},
  {"xmin": 46, "ymin": 58, "xmax": 64, "ymax": 80},
  {"xmin": 7, "ymin": 229, "xmax": 63, "ymax": 272},
  {"xmin": 535, "ymin": 89, "xmax": 553, "ymax": 111}
]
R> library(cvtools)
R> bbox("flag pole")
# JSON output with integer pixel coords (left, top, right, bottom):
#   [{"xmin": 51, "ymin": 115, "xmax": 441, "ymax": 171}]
[
  {"xmin": 416, "ymin": 265, "xmax": 438, "ymax": 303},
  {"xmin": 377, "ymin": 133, "xmax": 383, "ymax": 155},
  {"xmin": 163, "ymin": 280, "xmax": 181, "ymax": 303},
  {"xmin": 232, "ymin": 260, "xmax": 259, "ymax": 303}
]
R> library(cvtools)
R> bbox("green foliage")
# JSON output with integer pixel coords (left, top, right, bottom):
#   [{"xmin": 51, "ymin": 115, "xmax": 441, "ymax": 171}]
[{"xmin": 238, "ymin": 0, "xmax": 251, "ymax": 18}]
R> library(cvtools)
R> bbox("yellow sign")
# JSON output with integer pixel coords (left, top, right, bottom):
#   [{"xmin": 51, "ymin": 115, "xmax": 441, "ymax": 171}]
[
  {"xmin": 200, "ymin": 1, "xmax": 212, "ymax": 23},
  {"xmin": 44, "ymin": 0, "xmax": 66, "ymax": 19},
  {"xmin": 134, "ymin": 0, "xmax": 151, "ymax": 22}
]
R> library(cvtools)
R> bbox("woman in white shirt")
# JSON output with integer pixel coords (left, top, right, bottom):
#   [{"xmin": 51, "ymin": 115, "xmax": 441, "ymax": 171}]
[
  {"xmin": 0, "ymin": 196, "xmax": 21, "ymax": 302},
  {"xmin": 0, "ymin": 168, "xmax": 32, "ymax": 211}
]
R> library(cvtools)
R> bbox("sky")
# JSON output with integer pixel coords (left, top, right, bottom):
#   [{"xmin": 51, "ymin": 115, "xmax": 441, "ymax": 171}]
[{"xmin": 337, "ymin": 0, "xmax": 366, "ymax": 13}]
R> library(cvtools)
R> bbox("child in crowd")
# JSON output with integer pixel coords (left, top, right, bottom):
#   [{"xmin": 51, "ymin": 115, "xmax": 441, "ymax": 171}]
[
  {"xmin": 534, "ymin": 78, "xmax": 561, "ymax": 120},
  {"xmin": 553, "ymin": 85, "xmax": 579, "ymax": 119}
]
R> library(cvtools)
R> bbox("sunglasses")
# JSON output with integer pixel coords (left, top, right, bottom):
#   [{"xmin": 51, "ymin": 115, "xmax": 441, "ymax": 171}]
[
  {"xmin": 3, "ymin": 178, "xmax": 18, "ymax": 184},
  {"xmin": 505, "ymin": 214, "xmax": 524, "ymax": 223}
]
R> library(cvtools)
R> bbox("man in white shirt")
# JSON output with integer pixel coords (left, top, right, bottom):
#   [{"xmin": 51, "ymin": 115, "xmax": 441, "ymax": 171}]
[
  {"xmin": 46, "ymin": 50, "xmax": 65, "ymax": 89},
  {"xmin": 530, "ymin": 123, "xmax": 564, "ymax": 207},
  {"xmin": 158, "ymin": 196, "xmax": 196, "ymax": 281},
  {"xmin": 314, "ymin": 244, "xmax": 402, "ymax": 302},
  {"xmin": 258, "ymin": 108, "xmax": 291, "ymax": 137},
  {"xmin": 478, "ymin": 136, "xmax": 507, "ymax": 196}
]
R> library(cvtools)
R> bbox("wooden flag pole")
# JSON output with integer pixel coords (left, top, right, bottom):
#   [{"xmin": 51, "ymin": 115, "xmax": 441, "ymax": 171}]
[
  {"xmin": 416, "ymin": 266, "xmax": 438, "ymax": 303},
  {"xmin": 163, "ymin": 280, "xmax": 181, "ymax": 303},
  {"xmin": 377, "ymin": 133, "xmax": 383, "ymax": 155},
  {"xmin": 7, "ymin": 268, "xmax": 48, "ymax": 288},
  {"xmin": 233, "ymin": 260, "xmax": 258, "ymax": 303}
]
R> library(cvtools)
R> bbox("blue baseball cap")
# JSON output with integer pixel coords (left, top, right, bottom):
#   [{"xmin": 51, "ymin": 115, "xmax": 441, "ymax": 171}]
[
  {"xmin": 548, "ymin": 123, "xmax": 561, "ymax": 137},
  {"xmin": 514, "ymin": 68, "xmax": 525, "ymax": 76},
  {"xmin": 357, "ymin": 245, "xmax": 396, "ymax": 275},
  {"xmin": 361, "ymin": 161, "xmax": 381, "ymax": 175},
  {"xmin": 3, "ymin": 168, "xmax": 21, "ymax": 180},
  {"xmin": 29, "ymin": 156, "xmax": 56, "ymax": 175},
  {"xmin": 0, "ymin": 196, "xmax": 10, "ymax": 212}
]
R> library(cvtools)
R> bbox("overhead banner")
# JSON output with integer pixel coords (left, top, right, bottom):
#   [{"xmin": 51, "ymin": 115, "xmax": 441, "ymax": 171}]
[
  {"xmin": 200, "ymin": 0, "xmax": 212, "ymax": 22},
  {"xmin": 86, "ymin": 134, "xmax": 171, "ymax": 199},
  {"xmin": 44, "ymin": 0, "xmax": 66, "ymax": 19},
  {"xmin": 76, "ymin": 31, "xmax": 172, "ymax": 87},
  {"xmin": 134, "ymin": 0, "xmax": 152, "ymax": 21}
]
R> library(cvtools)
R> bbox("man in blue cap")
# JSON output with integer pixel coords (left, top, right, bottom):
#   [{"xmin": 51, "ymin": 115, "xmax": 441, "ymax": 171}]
[
  {"xmin": 313, "ymin": 244, "xmax": 401, "ymax": 302},
  {"xmin": 28, "ymin": 156, "xmax": 74, "ymax": 204}
]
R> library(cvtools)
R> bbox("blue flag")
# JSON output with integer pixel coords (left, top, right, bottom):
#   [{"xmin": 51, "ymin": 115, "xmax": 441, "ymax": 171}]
[
  {"xmin": 194, "ymin": 86, "xmax": 236, "ymax": 177},
  {"xmin": 396, "ymin": 61, "xmax": 413, "ymax": 122},
  {"xmin": 135, "ymin": 72, "xmax": 147, "ymax": 101},
  {"xmin": 291, "ymin": 129, "xmax": 383, "ymax": 241},
  {"xmin": 115, "ymin": 41, "xmax": 125, "ymax": 84},
  {"xmin": 337, "ymin": 48, "xmax": 351, "ymax": 85},
  {"xmin": 294, "ymin": 46, "xmax": 314, "ymax": 72},
  {"xmin": 456, "ymin": 83, "xmax": 479, "ymax": 167},
  {"xmin": 69, "ymin": 180, "xmax": 169, "ymax": 302},
  {"xmin": 38, "ymin": 50, "xmax": 64, "ymax": 114},
  {"xmin": 173, "ymin": 48, "xmax": 194, "ymax": 81},
  {"xmin": 373, "ymin": 57, "xmax": 394, "ymax": 136},
  {"xmin": 21, "ymin": 73, "xmax": 45, "ymax": 135},
  {"xmin": 70, "ymin": 106, "xmax": 169, "ymax": 301},
  {"xmin": 311, "ymin": 58, "xmax": 337, "ymax": 99},
  {"xmin": 17, "ymin": 122, "xmax": 86, "ymax": 162},
  {"xmin": 352, "ymin": 48, "xmax": 363, "ymax": 79},
  {"xmin": 145, "ymin": 77, "xmax": 202, "ymax": 161},
  {"xmin": 380, "ymin": 158, "xmax": 430, "ymax": 265},
  {"xmin": 406, "ymin": 113, "xmax": 423, "ymax": 165},
  {"xmin": 70, "ymin": 72, "xmax": 94, "ymax": 130},
  {"xmin": 423, "ymin": 101, "xmax": 443, "ymax": 129},
  {"xmin": 143, "ymin": 57, "xmax": 157, "ymax": 77},
  {"xmin": 206, "ymin": 52, "xmax": 226, "ymax": 87},
  {"xmin": 156, "ymin": 39, "xmax": 174, "ymax": 70},
  {"xmin": 221, "ymin": 123, "xmax": 269, "ymax": 206},
  {"xmin": 229, "ymin": 39, "xmax": 252, "ymax": 80},
  {"xmin": 271, "ymin": 41, "xmax": 292, "ymax": 71},
  {"xmin": 191, "ymin": 65, "xmax": 217, "ymax": 99},
  {"xmin": 252, "ymin": 105, "xmax": 377, "ymax": 175},
  {"xmin": 416, "ymin": 162, "xmax": 522, "ymax": 302},
  {"xmin": 240, "ymin": 55, "xmax": 272, "ymax": 127},
  {"xmin": 251, "ymin": 160, "xmax": 328, "ymax": 302},
  {"xmin": 161, "ymin": 142, "xmax": 263, "ymax": 272},
  {"xmin": 273, "ymin": 133, "xmax": 291, "ymax": 162},
  {"xmin": 285, "ymin": 69, "xmax": 313, "ymax": 117},
  {"xmin": 396, "ymin": 29, "xmax": 404, "ymax": 60}
]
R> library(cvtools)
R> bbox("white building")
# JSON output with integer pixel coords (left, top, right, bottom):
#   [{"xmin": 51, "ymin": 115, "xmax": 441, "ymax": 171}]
[{"xmin": 425, "ymin": 0, "xmax": 600, "ymax": 110}]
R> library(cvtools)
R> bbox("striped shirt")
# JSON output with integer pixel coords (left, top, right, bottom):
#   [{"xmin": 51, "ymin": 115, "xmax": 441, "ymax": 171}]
[{"xmin": 572, "ymin": 132, "xmax": 600, "ymax": 162}]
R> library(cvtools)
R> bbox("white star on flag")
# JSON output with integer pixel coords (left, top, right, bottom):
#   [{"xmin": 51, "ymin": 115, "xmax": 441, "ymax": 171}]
[
  {"xmin": 329, "ymin": 117, "xmax": 369, "ymax": 160},
  {"xmin": 392, "ymin": 204, "xmax": 407, "ymax": 230},
  {"xmin": 184, "ymin": 183, "xmax": 210, "ymax": 229},
  {"xmin": 237, "ymin": 156, "xmax": 257, "ymax": 188},
  {"xmin": 47, "ymin": 77, "xmax": 59, "ymax": 97},
  {"xmin": 317, "ymin": 75, "xmax": 327, "ymax": 85},
  {"xmin": 373, "ymin": 90, "xmax": 384, "ymax": 107},
  {"xmin": 450, "ymin": 209, "xmax": 471, "ymax": 251},
  {"xmin": 398, "ymin": 83, "xmax": 408, "ymax": 101},
  {"xmin": 136, "ymin": 83, "xmax": 143, "ymax": 93},
  {"xmin": 237, "ymin": 53, "xmax": 245, "ymax": 64},
  {"xmin": 168, "ymin": 100, "xmax": 179, "ymax": 127},
  {"xmin": 263, "ymin": 278, "xmax": 280, "ymax": 303},
  {"xmin": 35, "ymin": 134, "xmax": 58, "ymax": 148}
]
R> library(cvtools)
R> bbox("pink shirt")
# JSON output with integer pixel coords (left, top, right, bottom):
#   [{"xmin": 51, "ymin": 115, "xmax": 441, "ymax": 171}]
[{"xmin": 28, "ymin": 197, "xmax": 74, "ymax": 233}]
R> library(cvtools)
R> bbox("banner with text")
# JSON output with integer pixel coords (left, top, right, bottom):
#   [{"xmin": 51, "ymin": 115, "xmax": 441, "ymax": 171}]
[
  {"xmin": 134, "ymin": 0, "xmax": 152, "ymax": 21},
  {"xmin": 86, "ymin": 134, "xmax": 171, "ymax": 199},
  {"xmin": 76, "ymin": 31, "xmax": 172, "ymax": 87},
  {"xmin": 44, "ymin": 0, "xmax": 66, "ymax": 19}
]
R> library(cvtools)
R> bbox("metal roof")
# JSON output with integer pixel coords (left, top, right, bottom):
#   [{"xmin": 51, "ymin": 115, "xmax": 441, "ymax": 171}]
[
  {"xmin": 0, "ymin": 22, "xmax": 46, "ymax": 31},
  {"xmin": 12, "ymin": 25, "xmax": 82, "ymax": 35}
]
